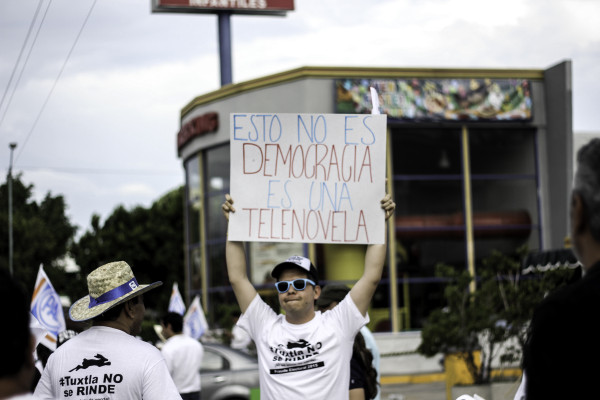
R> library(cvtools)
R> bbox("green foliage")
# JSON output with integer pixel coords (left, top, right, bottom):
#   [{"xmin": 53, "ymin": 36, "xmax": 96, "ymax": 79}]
[
  {"xmin": 480, "ymin": 248, "xmax": 577, "ymax": 367},
  {"xmin": 213, "ymin": 302, "xmax": 243, "ymax": 345},
  {"xmin": 70, "ymin": 186, "xmax": 185, "ymax": 314},
  {"xmin": 1, "ymin": 174, "xmax": 184, "ymax": 333},
  {"xmin": 418, "ymin": 263, "xmax": 490, "ymax": 384},
  {"xmin": 0, "ymin": 174, "xmax": 77, "ymax": 296},
  {"xmin": 418, "ymin": 247, "xmax": 577, "ymax": 384},
  {"xmin": 140, "ymin": 319, "xmax": 160, "ymax": 344}
]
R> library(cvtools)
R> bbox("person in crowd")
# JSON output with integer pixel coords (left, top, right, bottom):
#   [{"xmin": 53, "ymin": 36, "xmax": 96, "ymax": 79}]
[
  {"xmin": 160, "ymin": 312, "xmax": 204, "ymax": 400},
  {"xmin": 221, "ymin": 192, "xmax": 395, "ymax": 399},
  {"xmin": 34, "ymin": 261, "xmax": 182, "ymax": 399},
  {"xmin": 317, "ymin": 284, "xmax": 381, "ymax": 400},
  {"xmin": 0, "ymin": 268, "xmax": 38, "ymax": 400},
  {"xmin": 523, "ymin": 138, "xmax": 600, "ymax": 399}
]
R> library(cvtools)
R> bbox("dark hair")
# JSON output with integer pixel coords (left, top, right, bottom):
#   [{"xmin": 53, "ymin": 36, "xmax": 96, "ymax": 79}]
[
  {"xmin": 0, "ymin": 268, "xmax": 30, "ymax": 377},
  {"xmin": 354, "ymin": 331, "xmax": 379, "ymax": 400},
  {"xmin": 316, "ymin": 283, "xmax": 350, "ymax": 309},
  {"xmin": 93, "ymin": 295, "xmax": 142, "ymax": 322},
  {"xmin": 574, "ymin": 138, "xmax": 600, "ymax": 241},
  {"xmin": 162, "ymin": 312, "xmax": 184, "ymax": 333}
]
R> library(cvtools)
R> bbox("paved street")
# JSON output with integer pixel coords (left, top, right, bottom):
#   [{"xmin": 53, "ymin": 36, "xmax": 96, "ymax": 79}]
[
  {"xmin": 381, "ymin": 381, "xmax": 447, "ymax": 400},
  {"xmin": 380, "ymin": 380, "xmax": 521, "ymax": 400}
]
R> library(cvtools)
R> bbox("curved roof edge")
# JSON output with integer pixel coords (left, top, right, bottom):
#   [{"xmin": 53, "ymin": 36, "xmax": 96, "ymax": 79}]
[{"xmin": 181, "ymin": 65, "xmax": 545, "ymax": 117}]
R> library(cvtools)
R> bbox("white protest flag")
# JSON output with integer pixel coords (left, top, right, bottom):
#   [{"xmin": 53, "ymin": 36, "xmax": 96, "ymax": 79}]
[
  {"xmin": 370, "ymin": 86, "xmax": 381, "ymax": 114},
  {"xmin": 183, "ymin": 295, "xmax": 208, "ymax": 339},
  {"xmin": 30, "ymin": 313, "xmax": 50, "ymax": 374},
  {"xmin": 30, "ymin": 312, "xmax": 48, "ymax": 346},
  {"xmin": 30, "ymin": 265, "xmax": 66, "ymax": 350},
  {"xmin": 168, "ymin": 282, "xmax": 186, "ymax": 315}
]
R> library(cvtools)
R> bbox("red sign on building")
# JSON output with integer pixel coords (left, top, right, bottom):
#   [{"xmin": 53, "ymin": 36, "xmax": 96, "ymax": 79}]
[
  {"xmin": 177, "ymin": 112, "xmax": 219, "ymax": 150},
  {"xmin": 152, "ymin": 0, "xmax": 294, "ymax": 16}
]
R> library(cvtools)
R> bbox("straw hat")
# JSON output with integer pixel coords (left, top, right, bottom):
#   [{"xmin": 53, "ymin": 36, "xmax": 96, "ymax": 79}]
[{"xmin": 69, "ymin": 261, "xmax": 162, "ymax": 322}]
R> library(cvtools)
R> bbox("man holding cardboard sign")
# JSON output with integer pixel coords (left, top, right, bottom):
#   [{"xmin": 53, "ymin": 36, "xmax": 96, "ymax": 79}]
[{"xmin": 222, "ymin": 112, "xmax": 394, "ymax": 399}]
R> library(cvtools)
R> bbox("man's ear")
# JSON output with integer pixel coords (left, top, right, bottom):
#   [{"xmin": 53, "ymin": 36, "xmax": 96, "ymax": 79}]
[
  {"xmin": 313, "ymin": 285, "xmax": 321, "ymax": 300},
  {"xmin": 124, "ymin": 300, "xmax": 137, "ymax": 319},
  {"xmin": 572, "ymin": 192, "xmax": 587, "ymax": 234}
]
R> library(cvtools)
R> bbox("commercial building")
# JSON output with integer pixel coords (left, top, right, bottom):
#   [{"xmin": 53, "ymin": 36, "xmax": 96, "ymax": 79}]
[{"xmin": 177, "ymin": 60, "xmax": 572, "ymax": 331}]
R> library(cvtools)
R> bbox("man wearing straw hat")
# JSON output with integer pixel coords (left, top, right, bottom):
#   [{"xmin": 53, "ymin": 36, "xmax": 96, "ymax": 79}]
[{"xmin": 34, "ymin": 261, "xmax": 182, "ymax": 399}]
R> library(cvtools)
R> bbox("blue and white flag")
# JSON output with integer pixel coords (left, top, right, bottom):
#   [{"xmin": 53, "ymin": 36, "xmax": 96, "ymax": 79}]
[
  {"xmin": 31, "ymin": 265, "xmax": 66, "ymax": 350},
  {"xmin": 183, "ymin": 295, "xmax": 208, "ymax": 339},
  {"xmin": 168, "ymin": 282, "xmax": 186, "ymax": 315}
]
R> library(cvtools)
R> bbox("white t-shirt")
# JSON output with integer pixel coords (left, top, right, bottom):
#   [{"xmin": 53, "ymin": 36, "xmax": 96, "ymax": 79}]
[
  {"xmin": 5, "ymin": 394, "xmax": 41, "ymax": 399},
  {"xmin": 34, "ymin": 326, "xmax": 181, "ymax": 400},
  {"xmin": 231, "ymin": 324, "xmax": 252, "ymax": 352},
  {"xmin": 238, "ymin": 294, "xmax": 368, "ymax": 400},
  {"xmin": 161, "ymin": 334, "xmax": 204, "ymax": 394}
]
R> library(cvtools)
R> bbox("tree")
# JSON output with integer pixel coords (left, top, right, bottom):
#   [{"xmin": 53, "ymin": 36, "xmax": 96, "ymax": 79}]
[
  {"xmin": 71, "ymin": 186, "xmax": 185, "ymax": 314},
  {"xmin": 417, "ymin": 263, "xmax": 495, "ymax": 384},
  {"xmin": 0, "ymin": 174, "xmax": 77, "ymax": 296},
  {"xmin": 480, "ymin": 248, "xmax": 578, "ymax": 368},
  {"xmin": 417, "ymin": 248, "xmax": 578, "ymax": 384}
]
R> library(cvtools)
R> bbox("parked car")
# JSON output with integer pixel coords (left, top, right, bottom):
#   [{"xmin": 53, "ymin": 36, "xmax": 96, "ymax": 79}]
[{"xmin": 201, "ymin": 342, "xmax": 260, "ymax": 400}]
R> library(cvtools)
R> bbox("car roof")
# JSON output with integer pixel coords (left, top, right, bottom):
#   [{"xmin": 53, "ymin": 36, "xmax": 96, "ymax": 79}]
[{"xmin": 202, "ymin": 341, "xmax": 258, "ymax": 368}]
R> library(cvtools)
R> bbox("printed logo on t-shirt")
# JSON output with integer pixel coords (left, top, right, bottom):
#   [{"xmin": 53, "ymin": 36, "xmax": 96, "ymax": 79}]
[
  {"xmin": 269, "ymin": 338, "xmax": 323, "ymax": 374},
  {"xmin": 60, "ymin": 354, "xmax": 122, "ymax": 398},
  {"xmin": 286, "ymin": 339, "xmax": 309, "ymax": 349},
  {"xmin": 69, "ymin": 354, "xmax": 111, "ymax": 371}
]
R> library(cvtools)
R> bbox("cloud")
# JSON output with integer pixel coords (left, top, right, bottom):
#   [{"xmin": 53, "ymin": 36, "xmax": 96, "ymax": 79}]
[
  {"xmin": 117, "ymin": 182, "xmax": 158, "ymax": 198},
  {"xmin": 1, "ymin": 0, "xmax": 599, "ymax": 232}
]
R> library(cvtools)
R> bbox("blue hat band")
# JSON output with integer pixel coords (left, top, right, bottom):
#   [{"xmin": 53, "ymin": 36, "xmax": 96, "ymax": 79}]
[{"xmin": 88, "ymin": 278, "xmax": 139, "ymax": 308}]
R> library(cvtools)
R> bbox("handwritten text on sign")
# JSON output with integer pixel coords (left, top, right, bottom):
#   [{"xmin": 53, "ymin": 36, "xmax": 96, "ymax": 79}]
[{"xmin": 228, "ymin": 113, "xmax": 387, "ymax": 244}]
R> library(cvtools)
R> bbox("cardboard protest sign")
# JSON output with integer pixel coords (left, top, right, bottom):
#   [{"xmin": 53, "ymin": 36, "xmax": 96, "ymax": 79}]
[{"xmin": 229, "ymin": 113, "xmax": 387, "ymax": 244}]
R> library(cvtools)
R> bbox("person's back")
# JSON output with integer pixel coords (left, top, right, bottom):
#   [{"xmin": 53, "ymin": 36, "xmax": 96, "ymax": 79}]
[
  {"xmin": 524, "ymin": 271, "xmax": 600, "ymax": 398},
  {"xmin": 161, "ymin": 312, "xmax": 204, "ymax": 400},
  {"xmin": 523, "ymin": 138, "xmax": 600, "ymax": 399},
  {"xmin": 33, "ymin": 261, "xmax": 181, "ymax": 400},
  {"xmin": 36, "ymin": 326, "xmax": 174, "ymax": 399}
]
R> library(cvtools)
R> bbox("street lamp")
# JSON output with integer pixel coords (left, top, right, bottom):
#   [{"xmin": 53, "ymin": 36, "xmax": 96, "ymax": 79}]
[{"xmin": 8, "ymin": 142, "xmax": 17, "ymax": 276}]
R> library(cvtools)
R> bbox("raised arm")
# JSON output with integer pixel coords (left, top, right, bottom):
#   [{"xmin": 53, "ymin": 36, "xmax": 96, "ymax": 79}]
[
  {"xmin": 222, "ymin": 194, "xmax": 257, "ymax": 313},
  {"xmin": 350, "ymin": 193, "xmax": 395, "ymax": 316}
]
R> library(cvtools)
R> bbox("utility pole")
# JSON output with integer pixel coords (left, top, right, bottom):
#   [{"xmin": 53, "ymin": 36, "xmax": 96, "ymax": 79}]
[
  {"xmin": 217, "ymin": 11, "xmax": 232, "ymax": 86},
  {"xmin": 8, "ymin": 142, "xmax": 17, "ymax": 276}
]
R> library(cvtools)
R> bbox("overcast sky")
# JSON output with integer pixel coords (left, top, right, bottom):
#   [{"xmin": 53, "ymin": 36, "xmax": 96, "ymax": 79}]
[{"xmin": 1, "ymin": 0, "xmax": 599, "ymax": 236}]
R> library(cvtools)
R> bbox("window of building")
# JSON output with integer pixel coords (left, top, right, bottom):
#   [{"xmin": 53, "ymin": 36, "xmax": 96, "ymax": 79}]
[{"xmin": 389, "ymin": 125, "xmax": 540, "ymax": 330}]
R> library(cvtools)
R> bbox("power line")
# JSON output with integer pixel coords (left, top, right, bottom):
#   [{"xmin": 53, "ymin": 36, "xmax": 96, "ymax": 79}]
[
  {"xmin": 0, "ymin": 0, "xmax": 54, "ymax": 129},
  {"xmin": 15, "ymin": 0, "xmax": 98, "ymax": 164},
  {"xmin": 0, "ymin": 0, "xmax": 45, "ymax": 123},
  {"xmin": 13, "ymin": 165, "xmax": 181, "ymax": 176}
]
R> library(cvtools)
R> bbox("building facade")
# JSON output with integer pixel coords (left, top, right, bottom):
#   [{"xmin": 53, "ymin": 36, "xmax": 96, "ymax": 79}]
[{"xmin": 177, "ymin": 61, "xmax": 572, "ymax": 331}]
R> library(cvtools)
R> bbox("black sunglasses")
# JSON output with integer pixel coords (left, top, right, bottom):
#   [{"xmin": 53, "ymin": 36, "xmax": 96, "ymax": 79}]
[{"xmin": 275, "ymin": 278, "xmax": 316, "ymax": 294}]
